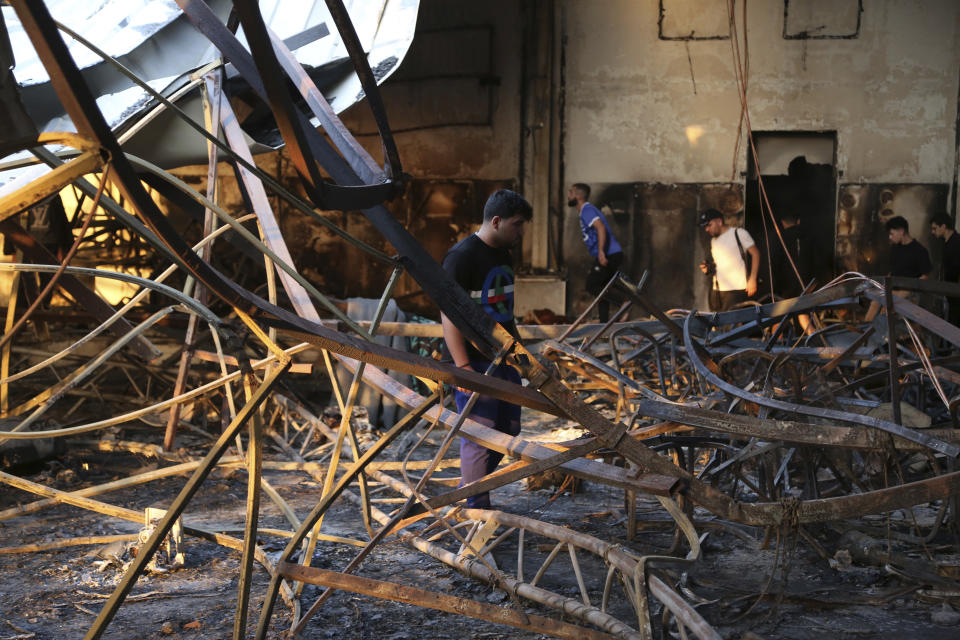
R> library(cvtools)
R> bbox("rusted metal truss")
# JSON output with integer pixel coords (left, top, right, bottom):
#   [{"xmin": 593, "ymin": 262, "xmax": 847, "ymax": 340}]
[{"xmin": 1, "ymin": 2, "xmax": 959, "ymax": 640}]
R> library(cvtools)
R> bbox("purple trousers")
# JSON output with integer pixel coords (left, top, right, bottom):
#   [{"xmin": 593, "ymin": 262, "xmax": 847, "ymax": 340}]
[{"xmin": 454, "ymin": 361, "xmax": 522, "ymax": 508}]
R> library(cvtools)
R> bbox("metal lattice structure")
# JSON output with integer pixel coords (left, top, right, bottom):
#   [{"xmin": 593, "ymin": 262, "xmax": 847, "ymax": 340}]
[{"xmin": 2, "ymin": 2, "xmax": 960, "ymax": 640}]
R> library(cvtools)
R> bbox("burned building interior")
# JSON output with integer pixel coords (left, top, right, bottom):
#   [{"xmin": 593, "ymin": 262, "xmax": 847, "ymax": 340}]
[{"xmin": 2, "ymin": 0, "xmax": 960, "ymax": 638}]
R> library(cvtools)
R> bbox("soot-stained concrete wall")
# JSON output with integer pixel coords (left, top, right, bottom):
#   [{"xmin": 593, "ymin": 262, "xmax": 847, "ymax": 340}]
[
  {"xmin": 339, "ymin": 0, "xmax": 523, "ymax": 181},
  {"xmin": 563, "ymin": 0, "xmax": 960, "ymax": 185},
  {"xmin": 166, "ymin": 1, "xmax": 960, "ymax": 319},
  {"xmin": 561, "ymin": 0, "xmax": 959, "ymax": 313}
]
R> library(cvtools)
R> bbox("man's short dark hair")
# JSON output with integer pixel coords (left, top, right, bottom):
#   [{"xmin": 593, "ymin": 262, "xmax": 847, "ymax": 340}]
[
  {"xmin": 780, "ymin": 210, "xmax": 800, "ymax": 225},
  {"xmin": 885, "ymin": 216, "xmax": 909, "ymax": 232},
  {"xmin": 483, "ymin": 189, "xmax": 533, "ymax": 222},
  {"xmin": 930, "ymin": 212, "xmax": 953, "ymax": 228},
  {"xmin": 572, "ymin": 183, "xmax": 591, "ymax": 199}
]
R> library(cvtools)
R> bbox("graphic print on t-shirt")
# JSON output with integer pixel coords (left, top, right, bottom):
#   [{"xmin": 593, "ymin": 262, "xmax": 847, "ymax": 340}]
[
  {"xmin": 475, "ymin": 265, "xmax": 514, "ymax": 323},
  {"xmin": 442, "ymin": 233, "xmax": 520, "ymax": 358}
]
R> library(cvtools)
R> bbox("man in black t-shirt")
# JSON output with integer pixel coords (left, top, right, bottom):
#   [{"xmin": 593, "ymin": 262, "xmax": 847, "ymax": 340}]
[
  {"xmin": 930, "ymin": 212, "xmax": 960, "ymax": 326},
  {"xmin": 887, "ymin": 216, "xmax": 931, "ymax": 279},
  {"xmin": 769, "ymin": 212, "xmax": 806, "ymax": 298},
  {"xmin": 865, "ymin": 216, "xmax": 931, "ymax": 322},
  {"xmin": 441, "ymin": 189, "xmax": 532, "ymax": 509}
]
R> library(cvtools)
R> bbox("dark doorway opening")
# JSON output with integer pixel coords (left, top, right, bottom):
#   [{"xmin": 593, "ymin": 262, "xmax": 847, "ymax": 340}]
[{"xmin": 744, "ymin": 132, "xmax": 837, "ymax": 300}]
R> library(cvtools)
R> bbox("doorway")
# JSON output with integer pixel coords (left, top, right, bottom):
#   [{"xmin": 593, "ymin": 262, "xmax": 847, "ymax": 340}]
[{"xmin": 744, "ymin": 132, "xmax": 837, "ymax": 300}]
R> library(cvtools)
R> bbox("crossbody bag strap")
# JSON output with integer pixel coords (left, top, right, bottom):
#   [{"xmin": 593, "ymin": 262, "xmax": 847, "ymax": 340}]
[{"xmin": 733, "ymin": 228, "xmax": 748, "ymax": 279}]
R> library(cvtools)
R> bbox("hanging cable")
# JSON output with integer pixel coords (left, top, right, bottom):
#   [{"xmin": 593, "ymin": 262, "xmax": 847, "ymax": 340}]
[{"xmin": 727, "ymin": 0, "xmax": 805, "ymax": 297}]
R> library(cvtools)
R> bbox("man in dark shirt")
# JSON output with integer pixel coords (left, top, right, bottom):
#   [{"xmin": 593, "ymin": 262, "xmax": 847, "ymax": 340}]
[
  {"xmin": 769, "ymin": 211, "xmax": 805, "ymax": 298},
  {"xmin": 930, "ymin": 212, "xmax": 960, "ymax": 326},
  {"xmin": 768, "ymin": 210, "xmax": 813, "ymax": 333},
  {"xmin": 930, "ymin": 213, "xmax": 960, "ymax": 282},
  {"xmin": 441, "ymin": 189, "xmax": 532, "ymax": 509},
  {"xmin": 887, "ymin": 216, "xmax": 931, "ymax": 278},
  {"xmin": 865, "ymin": 216, "xmax": 931, "ymax": 321}
]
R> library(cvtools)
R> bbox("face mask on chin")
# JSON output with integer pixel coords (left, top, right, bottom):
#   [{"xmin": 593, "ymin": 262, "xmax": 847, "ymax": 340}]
[{"xmin": 567, "ymin": 198, "xmax": 577, "ymax": 207}]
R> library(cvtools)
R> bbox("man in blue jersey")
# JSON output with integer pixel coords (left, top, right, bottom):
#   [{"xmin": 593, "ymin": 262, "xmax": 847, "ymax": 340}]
[
  {"xmin": 568, "ymin": 183, "xmax": 625, "ymax": 322},
  {"xmin": 441, "ymin": 189, "xmax": 532, "ymax": 509}
]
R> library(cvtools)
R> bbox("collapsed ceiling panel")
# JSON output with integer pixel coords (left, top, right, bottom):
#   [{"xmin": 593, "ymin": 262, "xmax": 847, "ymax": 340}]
[{"xmin": 0, "ymin": 0, "xmax": 418, "ymax": 176}]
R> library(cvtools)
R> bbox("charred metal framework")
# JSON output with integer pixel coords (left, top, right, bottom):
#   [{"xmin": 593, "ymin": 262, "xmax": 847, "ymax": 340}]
[{"xmin": 1, "ymin": 2, "xmax": 960, "ymax": 640}]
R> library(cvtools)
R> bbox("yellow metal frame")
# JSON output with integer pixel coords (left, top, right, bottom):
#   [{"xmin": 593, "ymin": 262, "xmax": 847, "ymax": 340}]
[{"xmin": 0, "ymin": 133, "xmax": 105, "ymax": 224}]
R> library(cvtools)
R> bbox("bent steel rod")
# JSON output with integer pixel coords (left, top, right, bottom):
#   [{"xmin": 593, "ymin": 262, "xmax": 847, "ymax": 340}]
[
  {"xmin": 25, "ymin": 0, "xmax": 550, "ymax": 417},
  {"xmin": 165, "ymin": 70, "xmax": 224, "ymax": 450},
  {"xmin": 232, "ymin": 0, "xmax": 336, "ymax": 203},
  {"xmin": 53, "ymin": 14, "xmax": 396, "ymax": 265},
  {"xmin": 0, "ymin": 465, "xmax": 298, "ymax": 609},
  {"xmin": 270, "ymin": 391, "xmax": 707, "ymax": 639},
  {"xmin": 368, "ymin": 494, "xmax": 717, "ymax": 640},
  {"xmin": 235, "ymin": 370, "xmax": 265, "ymax": 639},
  {"xmin": 0, "ymin": 161, "xmax": 109, "ymax": 353},
  {"xmin": 264, "ymin": 22, "xmax": 382, "ymax": 184},
  {"xmin": 31, "ymin": 146, "xmax": 181, "ymax": 273},
  {"xmin": 0, "ymin": 215, "xmax": 160, "ymax": 362},
  {"xmin": 329, "ymin": 352, "xmax": 677, "ymax": 494},
  {"xmin": 278, "ymin": 564, "xmax": 618, "ymax": 640},
  {"xmin": 0, "ymin": 211, "xmax": 254, "ymax": 386},
  {"xmin": 283, "ymin": 347, "xmax": 516, "ymax": 636},
  {"xmin": 680, "ymin": 311, "xmax": 958, "ymax": 457},
  {"xmin": 542, "ymin": 339, "xmax": 668, "ymax": 401},
  {"xmin": 0, "ymin": 306, "xmax": 175, "ymax": 438},
  {"xmin": 0, "ymin": 264, "xmax": 219, "ymax": 326},
  {"xmin": 126, "ymin": 153, "xmax": 367, "ymax": 337},
  {"xmin": 177, "ymin": 0, "xmax": 395, "ymax": 216},
  {"xmin": 252, "ymin": 391, "xmax": 442, "ymax": 638},
  {"xmin": 218, "ymin": 98, "xmax": 323, "ymax": 324},
  {"xmin": 322, "ymin": 0, "xmax": 403, "ymax": 177},
  {"xmin": 173, "ymin": 0, "xmax": 501, "ymax": 356},
  {"xmin": 83, "ymin": 361, "xmax": 291, "ymax": 640},
  {"xmin": 0, "ymin": 342, "xmax": 313, "ymax": 441},
  {"xmin": 633, "ymin": 399, "xmax": 960, "ymax": 451},
  {"xmin": 14, "ymin": 0, "xmax": 394, "ymax": 371},
  {"xmin": 337, "ymin": 340, "xmax": 960, "ymax": 526},
  {"xmin": 299, "ymin": 265, "xmax": 405, "ymax": 592},
  {"xmin": 274, "ymin": 451, "xmax": 658, "ymax": 640}
]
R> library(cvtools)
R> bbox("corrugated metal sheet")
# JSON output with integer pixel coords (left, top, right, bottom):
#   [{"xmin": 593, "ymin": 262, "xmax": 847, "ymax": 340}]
[{"xmin": 0, "ymin": 0, "xmax": 418, "ymax": 179}]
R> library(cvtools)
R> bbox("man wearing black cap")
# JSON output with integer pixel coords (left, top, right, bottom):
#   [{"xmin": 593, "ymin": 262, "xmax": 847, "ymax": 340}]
[{"xmin": 699, "ymin": 209, "xmax": 760, "ymax": 312}]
